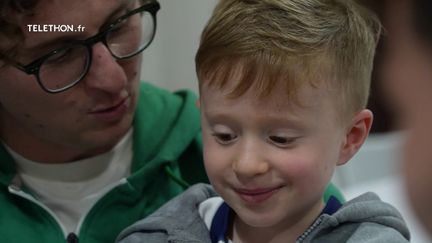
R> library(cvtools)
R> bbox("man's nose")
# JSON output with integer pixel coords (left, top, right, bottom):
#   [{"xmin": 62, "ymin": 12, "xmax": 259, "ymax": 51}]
[{"xmin": 83, "ymin": 42, "xmax": 128, "ymax": 94}]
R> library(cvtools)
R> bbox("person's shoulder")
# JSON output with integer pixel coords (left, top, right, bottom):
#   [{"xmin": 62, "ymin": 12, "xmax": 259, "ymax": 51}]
[
  {"xmin": 346, "ymin": 221, "xmax": 410, "ymax": 242},
  {"xmin": 337, "ymin": 192, "xmax": 405, "ymax": 221},
  {"xmin": 136, "ymin": 183, "xmax": 216, "ymax": 220},
  {"xmin": 156, "ymin": 183, "xmax": 217, "ymax": 215},
  {"xmin": 325, "ymin": 192, "xmax": 410, "ymax": 242},
  {"xmin": 115, "ymin": 183, "xmax": 215, "ymax": 243}
]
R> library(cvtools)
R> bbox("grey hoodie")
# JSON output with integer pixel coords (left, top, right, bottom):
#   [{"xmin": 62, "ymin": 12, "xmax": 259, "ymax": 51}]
[{"xmin": 116, "ymin": 183, "xmax": 410, "ymax": 243}]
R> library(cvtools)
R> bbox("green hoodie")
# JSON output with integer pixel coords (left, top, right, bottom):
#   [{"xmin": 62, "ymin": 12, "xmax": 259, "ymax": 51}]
[{"xmin": 0, "ymin": 82, "xmax": 208, "ymax": 243}]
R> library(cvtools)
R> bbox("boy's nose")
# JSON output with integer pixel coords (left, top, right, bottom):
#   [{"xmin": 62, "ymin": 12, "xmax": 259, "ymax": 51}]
[
  {"xmin": 83, "ymin": 42, "xmax": 128, "ymax": 94},
  {"xmin": 232, "ymin": 145, "xmax": 270, "ymax": 179}
]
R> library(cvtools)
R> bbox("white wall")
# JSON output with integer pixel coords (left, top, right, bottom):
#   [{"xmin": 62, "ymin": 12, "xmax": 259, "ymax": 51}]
[{"xmin": 140, "ymin": 0, "xmax": 217, "ymax": 93}]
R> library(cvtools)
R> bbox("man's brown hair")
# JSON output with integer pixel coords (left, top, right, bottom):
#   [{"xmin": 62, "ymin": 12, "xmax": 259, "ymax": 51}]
[{"xmin": 0, "ymin": 0, "xmax": 37, "ymax": 66}]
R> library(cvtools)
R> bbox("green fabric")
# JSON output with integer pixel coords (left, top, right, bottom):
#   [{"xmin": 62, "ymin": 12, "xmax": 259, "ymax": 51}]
[
  {"xmin": 0, "ymin": 82, "xmax": 208, "ymax": 243},
  {"xmin": 324, "ymin": 182, "xmax": 346, "ymax": 203}
]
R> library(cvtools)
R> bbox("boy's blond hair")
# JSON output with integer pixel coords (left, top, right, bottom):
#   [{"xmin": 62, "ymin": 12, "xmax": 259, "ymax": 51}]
[{"xmin": 196, "ymin": 0, "xmax": 381, "ymax": 121}]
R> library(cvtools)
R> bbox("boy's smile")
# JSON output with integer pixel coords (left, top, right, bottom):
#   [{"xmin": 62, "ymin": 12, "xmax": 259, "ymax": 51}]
[{"xmin": 234, "ymin": 185, "xmax": 284, "ymax": 204}]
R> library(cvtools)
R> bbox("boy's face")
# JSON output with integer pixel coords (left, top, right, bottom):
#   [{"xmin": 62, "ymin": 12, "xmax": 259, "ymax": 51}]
[{"xmin": 200, "ymin": 79, "xmax": 349, "ymax": 232}]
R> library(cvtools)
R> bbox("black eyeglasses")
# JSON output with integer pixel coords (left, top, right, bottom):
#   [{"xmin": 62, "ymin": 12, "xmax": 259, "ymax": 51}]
[{"xmin": 9, "ymin": 1, "xmax": 160, "ymax": 94}]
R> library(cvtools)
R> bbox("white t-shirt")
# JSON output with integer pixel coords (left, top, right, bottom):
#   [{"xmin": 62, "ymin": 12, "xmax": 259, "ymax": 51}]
[{"xmin": 4, "ymin": 129, "xmax": 133, "ymax": 234}]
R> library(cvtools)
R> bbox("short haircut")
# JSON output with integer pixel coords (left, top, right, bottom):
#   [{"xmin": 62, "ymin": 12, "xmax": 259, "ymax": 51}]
[{"xmin": 196, "ymin": 0, "xmax": 381, "ymax": 121}]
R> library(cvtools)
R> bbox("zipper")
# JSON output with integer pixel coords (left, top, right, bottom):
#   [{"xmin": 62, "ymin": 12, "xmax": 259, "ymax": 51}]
[
  {"xmin": 9, "ymin": 177, "xmax": 82, "ymax": 242},
  {"xmin": 8, "ymin": 175, "xmax": 129, "ymax": 242},
  {"xmin": 296, "ymin": 217, "xmax": 324, "ymax": 243},
  {"xmin": 67, "ymin": 233, "xmax": 79, "ymax": 243},
  {"xmin": 8, "ymin": 175, "xmax": 69, "ymax": 238},
  {"xmin": 73, "ymin": 178, "xmax": 128, "ymax": 235}
]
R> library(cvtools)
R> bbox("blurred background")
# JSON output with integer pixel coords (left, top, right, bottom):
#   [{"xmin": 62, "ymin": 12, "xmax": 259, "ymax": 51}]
[
  {"xmin": 140, "ymin": 1, "xmax": 430, "ymax": 241},
  {"xmin": 140, "ymin": 0, "xmax": 216, "ymax": 92}
]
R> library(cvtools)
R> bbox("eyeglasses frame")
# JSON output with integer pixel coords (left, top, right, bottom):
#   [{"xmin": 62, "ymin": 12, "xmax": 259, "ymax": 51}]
[{"xmin": 9, "ymin": 1, "xmax": 160, "ymax": 93}]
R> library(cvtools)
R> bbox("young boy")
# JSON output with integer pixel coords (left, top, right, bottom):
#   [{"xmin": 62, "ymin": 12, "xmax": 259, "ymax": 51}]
[{"xmin": 116, "ymin": 0, "xmax": 410, "ymax": 242}]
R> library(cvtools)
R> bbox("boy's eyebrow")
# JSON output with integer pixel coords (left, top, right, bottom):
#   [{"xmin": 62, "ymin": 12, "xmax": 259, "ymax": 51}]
[
  {"xmin": 204, "ymin": 110, "xmax": 305, "ymax": 128},
  {"xmin": 203, "ymin": 111, "xmax": 236, "ymax": 124}
]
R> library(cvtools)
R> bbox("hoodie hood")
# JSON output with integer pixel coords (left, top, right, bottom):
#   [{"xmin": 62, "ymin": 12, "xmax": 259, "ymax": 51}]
[
  {"xmin": 127, "ymin": 83, "xmax": 203, "ymax": 188},
  {"xmin": 302, "ymin": 192, "xmax": 410, "ymax": 242},
  {"xmin": 116, "ymin": 183, "xmax": 216, "ymax": 243}
]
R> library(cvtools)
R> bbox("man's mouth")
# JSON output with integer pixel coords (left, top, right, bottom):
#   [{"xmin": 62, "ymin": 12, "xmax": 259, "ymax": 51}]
[{"xmin": 89, "ymin": 97, "xmax": 131, "ymax": 122}]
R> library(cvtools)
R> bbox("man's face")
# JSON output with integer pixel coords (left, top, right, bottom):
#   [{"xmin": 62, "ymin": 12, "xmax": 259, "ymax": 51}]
[
  {"xmin": 383, "ymin": 0, "xmax": 432, "ymax": 233},
  {"xmin": 200, "ymin": 79, "xmax": 348, "ymax": 237},
  {"xmin": 0, "ymin": 0, "xmax": 142, "ymax": 162}
]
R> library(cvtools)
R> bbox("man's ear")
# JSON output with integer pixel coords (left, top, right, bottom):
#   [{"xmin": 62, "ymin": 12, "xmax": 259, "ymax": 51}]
[{"xmin": 337, "ymin": 109, "xmax": 373, "ymax": 165}]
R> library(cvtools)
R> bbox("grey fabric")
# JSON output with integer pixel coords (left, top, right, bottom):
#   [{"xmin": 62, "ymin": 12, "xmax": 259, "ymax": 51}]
[
  {"xmin": 303, "ymin": 192, "xmax": 410, "ymax": 242},
  {"xmin": 116, "ymin": 183, "xmax": 410, "ymax": 243},
  {"xmin": 116, "ymin": 184, "xmax": 216, "ymax": 243}
]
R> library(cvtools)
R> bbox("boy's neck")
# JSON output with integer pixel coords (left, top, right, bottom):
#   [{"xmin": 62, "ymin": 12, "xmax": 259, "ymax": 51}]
[{"xmin": 230, "ymin": 200, "xmax": 324, "ymax": 243}]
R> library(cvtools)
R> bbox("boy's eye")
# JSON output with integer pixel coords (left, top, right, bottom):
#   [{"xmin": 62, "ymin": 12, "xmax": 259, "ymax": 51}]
[
  {"xmin": 268, "ymin": 135, "xmax": 296, "ymax": 147},
  {"xmin": 212, "ymin": 133, "xmax": 237, "ymax": 145}
]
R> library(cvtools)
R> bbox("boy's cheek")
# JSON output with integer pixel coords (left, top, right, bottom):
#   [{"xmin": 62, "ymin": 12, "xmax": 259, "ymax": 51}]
[
  {"xmin": 279, "ymin": 156, "xmax": 334, "ymax": 186},
  {"xmin": 277, "ymin": 157, "xmax": 320, "ymax": 179}
]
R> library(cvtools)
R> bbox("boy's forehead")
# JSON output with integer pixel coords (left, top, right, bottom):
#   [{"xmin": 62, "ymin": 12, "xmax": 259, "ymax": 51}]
[
  {"xmin": 202, "ymin": 67, "xmax": 329, "ymax": 104},
  {"xmin": 200, "ymin": 81, "xmax": 342, "ymax": 131},
  {"xmin": 199, "ymin": 56, "xmax": 334, "ymax": 100},
  {"xmin": 201, "ymin": 77, "xmax": 329, "ymax": 112}
]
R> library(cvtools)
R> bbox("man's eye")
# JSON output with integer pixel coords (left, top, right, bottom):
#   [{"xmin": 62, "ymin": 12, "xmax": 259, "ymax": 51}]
[
  {"xmin": 110, "ymin": 17, "xmax": 130, "ymax": 33},
  {"xmin": 111, "ymin": 21, "xmax": 126, "ymax": 32},
  {"xmin": 212, "ymin": 133, "xmax": 237, "ymax": 145},
  {"xmin": 268, "ymin": 136, "xmax": 296, "ymax": 147},
  {"xmin": 45, "ymin": 49, "xmax": 71, "ymax": 64}
]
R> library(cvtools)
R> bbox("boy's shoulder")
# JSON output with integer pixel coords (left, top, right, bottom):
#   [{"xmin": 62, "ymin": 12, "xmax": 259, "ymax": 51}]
[
  {"xmin": 304, "ymin": 192, "xmax": 410, "ymax": 243},
  {"xmin": 116, "ymin": 183, "xmax": 216, "ymax": 243}
]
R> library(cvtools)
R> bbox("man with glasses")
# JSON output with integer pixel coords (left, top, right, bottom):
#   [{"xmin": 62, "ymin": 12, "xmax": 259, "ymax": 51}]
[{"xmin": 0, "ymin": 0, "xmax": 207, "ymax": 242}]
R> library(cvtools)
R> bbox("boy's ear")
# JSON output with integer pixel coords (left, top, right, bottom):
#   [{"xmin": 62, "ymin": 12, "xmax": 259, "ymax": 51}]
[{"xmin": 337, "ymin": 109, "xmax": 373, "ymax": 165}]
